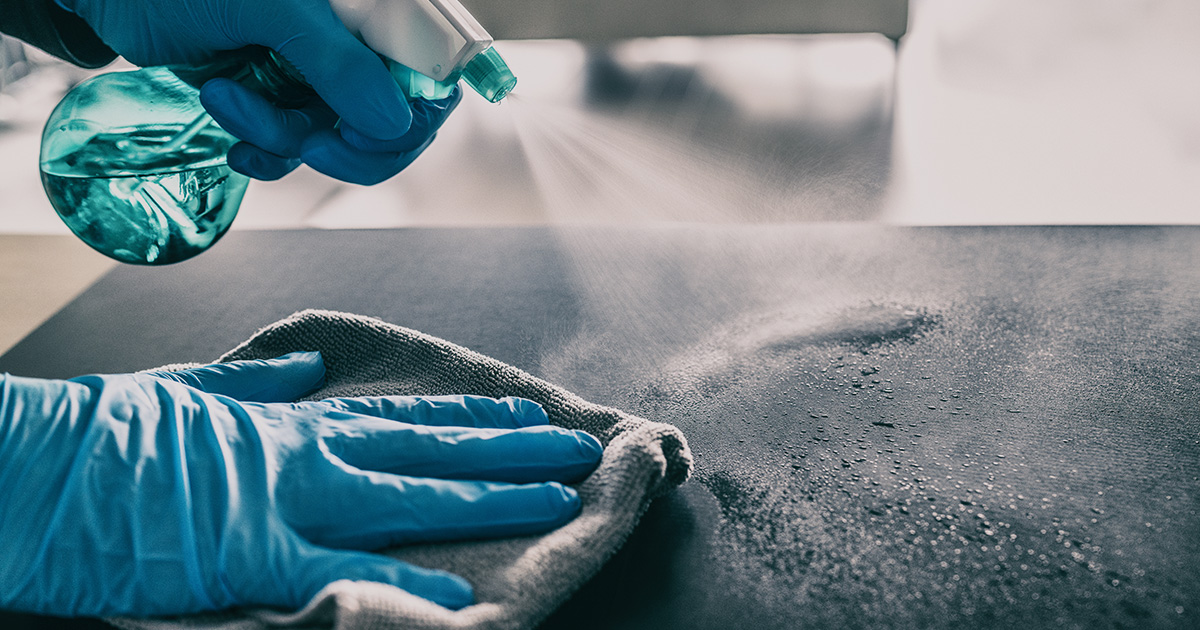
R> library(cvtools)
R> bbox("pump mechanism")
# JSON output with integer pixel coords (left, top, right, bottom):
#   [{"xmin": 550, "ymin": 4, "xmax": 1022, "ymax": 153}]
[{"xmin": 330, "ymin": 0, "xmax": 517, "ymax": 102}]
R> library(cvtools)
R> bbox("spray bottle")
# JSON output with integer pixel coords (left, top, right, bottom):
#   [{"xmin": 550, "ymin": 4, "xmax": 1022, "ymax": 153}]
[{"xmin": 39, "ymin": 0, "xmax": 516, "ymax": 265}]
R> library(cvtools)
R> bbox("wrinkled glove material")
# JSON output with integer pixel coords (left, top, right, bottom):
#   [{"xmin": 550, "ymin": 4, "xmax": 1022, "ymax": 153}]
[
  {"xmin": 1, "ymin": 348, "xmax": 607, "ymax": 617},
  {"xmin": 54, "ymin": 0, "xmax": 452, "ymax": 183}
]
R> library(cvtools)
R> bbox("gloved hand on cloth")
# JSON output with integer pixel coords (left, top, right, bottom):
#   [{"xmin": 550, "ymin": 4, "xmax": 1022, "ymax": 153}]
[{"xmin": 0, "ymin": 351, "xmax": 602, "ymax": 617}]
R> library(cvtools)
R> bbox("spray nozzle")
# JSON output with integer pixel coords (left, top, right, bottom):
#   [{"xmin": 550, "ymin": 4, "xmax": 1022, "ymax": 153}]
[
  {"xmin": 387, "ymin": 46, "xmax": 517, "ymax": 103},
  {"xmin": 461, "ymin": 47, "xmax": 517, "ymax": 103},
  {"xmin": 327, "ymin": 0, "xmax": 516, "ymax": 103}
]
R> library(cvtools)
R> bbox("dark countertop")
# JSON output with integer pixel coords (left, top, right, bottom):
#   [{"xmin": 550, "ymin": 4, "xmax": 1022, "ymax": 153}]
[{"xmin": 2, "ymin": 225, "xmax": 1198, "ymax": 629}]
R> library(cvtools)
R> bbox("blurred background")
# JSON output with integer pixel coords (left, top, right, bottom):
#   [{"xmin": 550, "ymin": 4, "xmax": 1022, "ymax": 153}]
[{"xmin": 2, "ymin": 0, "xmax": 1198, "ymax": 233}]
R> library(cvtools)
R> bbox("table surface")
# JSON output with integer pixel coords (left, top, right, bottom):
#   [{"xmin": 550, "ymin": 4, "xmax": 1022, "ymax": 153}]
[
  {"xmin": 1, "ymin": 225, "xmax": 1198, "ymax": 630},
  {"xmin": 0, "ymin": 235, "xmax": 114, "ymax": 356}
]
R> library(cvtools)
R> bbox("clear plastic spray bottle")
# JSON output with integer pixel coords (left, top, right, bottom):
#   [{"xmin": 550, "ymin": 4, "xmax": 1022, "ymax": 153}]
[{"xmin": 40, "ymin": 0, "xmax": 516, "ymax": 265}]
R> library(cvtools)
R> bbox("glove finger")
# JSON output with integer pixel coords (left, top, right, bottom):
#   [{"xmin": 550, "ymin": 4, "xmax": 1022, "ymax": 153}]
[
  {"xmin": 320, "ymin": 395, "xmax": 549, "ymax": 429},
  {"xmin": 248, "ymin": 535, "xmax": 473, "ymax": 610},
  {"xmin": 255, "ymin": 10, "xmax": 412, "ymax": 140},
  {"xmin": 199, "ymin": 78, "xmax": 337, "ymax": 158},
  {"xmin": 339, "ymin": 89, "xmax": 462, "ymax": 153},
  {"xmin": 301, "ymin": 128, "xmax": 436, "ymax": 185},
  {"xmin": 145, "ymin": 351, "xmax": 325, "ymax": 402},
  {"xmin": 287, "ymin": 471, "xmax": 582, "ymax": 550},
  {"xmin": 325, "ymin": 417, "xmax": 603, "ymax": 484},
  {"xmin": 226, "ymin": 142, "xmax": 301, "ymax": 180}
]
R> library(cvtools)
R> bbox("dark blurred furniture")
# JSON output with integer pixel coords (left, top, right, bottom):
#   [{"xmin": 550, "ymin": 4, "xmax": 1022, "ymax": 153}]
[{"xmin": 462, "ymin": 0, "xmax": 908, "ymax": 41}]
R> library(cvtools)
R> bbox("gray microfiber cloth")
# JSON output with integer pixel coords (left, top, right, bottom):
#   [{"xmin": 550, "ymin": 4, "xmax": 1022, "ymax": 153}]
[{"xmin": 109, "ymin": 309, "xmax": 692, "ymax": 630}]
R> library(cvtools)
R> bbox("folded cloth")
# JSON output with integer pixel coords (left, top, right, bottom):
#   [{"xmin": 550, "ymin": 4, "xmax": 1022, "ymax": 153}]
[{"xmin": 108, "ymin": 309, "xmax": 692, "ymax": 630}]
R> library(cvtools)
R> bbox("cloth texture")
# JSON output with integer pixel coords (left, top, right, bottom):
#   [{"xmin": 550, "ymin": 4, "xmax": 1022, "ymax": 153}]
[
  {"xmin": 108, "ymin": 309, "xmax": 692, "ymax": 630},
  {"xmin": 0, "ymin": 0, "xmax": 116, "ymax": 67}
]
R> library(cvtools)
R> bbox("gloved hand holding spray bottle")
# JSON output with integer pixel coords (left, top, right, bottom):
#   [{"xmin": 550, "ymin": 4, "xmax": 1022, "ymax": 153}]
[{"xmin": 40, "ymin": 0, "xmax": 517, "ymax": 265}]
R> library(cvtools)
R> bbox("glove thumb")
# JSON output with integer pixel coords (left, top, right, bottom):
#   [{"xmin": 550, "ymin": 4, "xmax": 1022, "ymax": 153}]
[
  {"xmin": 258, "ymin": 541, "xmax": 475, "ymax": 611},
  {"xmin": 146, "ymin": 351, "xmax": 326, "ymax": 403}
]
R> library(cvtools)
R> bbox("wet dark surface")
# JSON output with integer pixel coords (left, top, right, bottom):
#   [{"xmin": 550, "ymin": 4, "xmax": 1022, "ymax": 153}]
[{"xmin": 2, "ymin": 226, "xmax": 1198, "ymax": 629}]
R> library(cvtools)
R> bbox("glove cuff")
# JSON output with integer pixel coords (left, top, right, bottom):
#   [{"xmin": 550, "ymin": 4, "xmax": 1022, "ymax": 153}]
[
  {"xmin": 1, "ymin": 0, "xmax": 118, "ymax": 69},
  {"xmin": 46, "ymin": 0, "xmax": 116, "ymax": 67}
]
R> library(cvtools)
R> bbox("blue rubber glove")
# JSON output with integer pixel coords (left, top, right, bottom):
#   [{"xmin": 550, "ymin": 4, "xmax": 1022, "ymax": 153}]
[
  {"xmin": 0, "ymin": 352, "xmax": 602, "ymax": 618},
  {"xmin": 54, "ymin": 0, "xmax": 455, "ymax": 184},
  {"xmin": 199, "ymin": 80, "xmax": 461, "ymax": 184}
]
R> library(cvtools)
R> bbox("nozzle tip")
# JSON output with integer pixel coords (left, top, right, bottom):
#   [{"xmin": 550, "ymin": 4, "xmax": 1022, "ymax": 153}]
[
  {"xmin": 487, "ymin": 75, "xmax": 517, "ymax": 103},
  {"xmin": 462, "ymin": 47, "xmax": 518, "ymax": 103}
]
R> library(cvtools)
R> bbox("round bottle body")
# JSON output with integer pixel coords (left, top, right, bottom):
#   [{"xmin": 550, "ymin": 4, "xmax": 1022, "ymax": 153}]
[{"xmin": 40, "ymin": 68, "xmax": 249, "ymax": 265}]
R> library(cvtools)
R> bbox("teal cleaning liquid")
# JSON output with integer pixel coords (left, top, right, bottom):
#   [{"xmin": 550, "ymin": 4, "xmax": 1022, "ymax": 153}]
[
  {"xmin": 40, "ymin": 67, "xmax": 250, "ymax": 265},
  {"xmin": 41, "ymin": 124, "xmax": 247, "ymax": 265}
]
